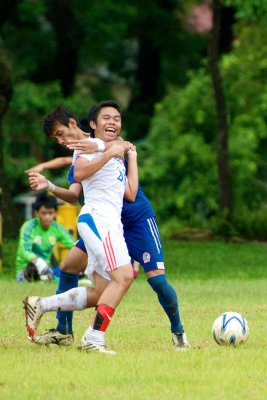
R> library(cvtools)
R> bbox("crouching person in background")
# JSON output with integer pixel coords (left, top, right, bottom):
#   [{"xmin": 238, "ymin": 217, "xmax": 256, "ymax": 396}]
[{"xmin": 16, "ymin": 192, "xmax": 74, "ymax": 282}]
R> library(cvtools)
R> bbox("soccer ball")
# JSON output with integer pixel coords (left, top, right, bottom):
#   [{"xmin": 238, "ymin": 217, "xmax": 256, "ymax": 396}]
[{"xmin": 212, "ymin": 311, "xmax": 249, "ymax": 347}]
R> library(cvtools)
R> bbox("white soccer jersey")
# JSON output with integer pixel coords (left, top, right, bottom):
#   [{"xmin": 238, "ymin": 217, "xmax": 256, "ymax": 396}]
[
  {"xmin": 74, "ymin": 143, "xmax": 131, "ymax": 276},
  {"xmin": 73, "ymin": 146, "xmax": 127, "ymax": 218}
]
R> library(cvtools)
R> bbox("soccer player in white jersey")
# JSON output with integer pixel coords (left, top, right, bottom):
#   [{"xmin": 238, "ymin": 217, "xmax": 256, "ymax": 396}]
[{"xmin": 23, "ymin": 103, "xmax": 138, "ymax": 354}]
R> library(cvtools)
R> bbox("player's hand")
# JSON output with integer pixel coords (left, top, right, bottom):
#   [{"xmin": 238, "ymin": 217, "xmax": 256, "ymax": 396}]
[
  {"xmin": 40, "ymin": 267, "xmax": 54, "ymax": 282},
  {"xmin": 120, "ymin": 140, "xmax": 134, "ymax": 153},
  {"xmin": 25, "ymin": 164, "xmax": 44, "ymax": 173},
  {"xmin": 66, "ymin": 138, "xmax": 97, "ymax": 153},
  {"xmin": 28, "ymin": 172, "xmax": 49, "ymax": 191},
  {"xmin": 127, "ymin": 145, "xmax": 137, "ymax": 157},
  {"xmin": 109, "ymin": 143, "xmax": 125, "ymax": 159}
]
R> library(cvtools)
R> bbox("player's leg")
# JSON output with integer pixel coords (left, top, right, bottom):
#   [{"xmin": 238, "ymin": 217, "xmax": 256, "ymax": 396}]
[
  {"xmin": 79, "ymin": 264, "xmax": 133, "ymax": 355},
  {"xmin": 34, "ymin": 241, "xmax": 110, "ymax": 345},
  {"xmin": 124, "ymin": 217, "xmax": 190, "ymax": 350},
  {"xmin": 32, "ymin": 244, "xmax": 85, "ymax": 345},
  {"xmin": 23, "ymin": 271, "xmax": 110, "ymax": 342},
  {"xmin": 55, "ymin": 243, "xmax": 86, "ymax": 336},
  {"xmin": 78, "ymin": 217, "xmax": 134, "ymax": 354},
  {"xmin": 146, "ymin": 269, "xmax": 189, "ymax": 350}
]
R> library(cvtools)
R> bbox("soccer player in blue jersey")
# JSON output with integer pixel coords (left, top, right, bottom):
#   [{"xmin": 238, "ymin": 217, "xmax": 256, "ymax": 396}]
[{"xmin": 28, "ymin": 100, "xmax": 190, "ymax": 350}]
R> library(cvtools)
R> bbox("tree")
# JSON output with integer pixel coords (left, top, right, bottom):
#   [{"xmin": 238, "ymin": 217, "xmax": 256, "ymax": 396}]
[
  {"xmin": 0, "ymin": 0, "xmax": 20, "ymax": 241},
  {"xmin": 46, "ymin": 0, "xmax": 82, "ymax": 96},
  {"xmin": 125, "ymin": 0, "xmax": 199, "ymax": 140},
  {"xmin": 208, "ymin": 0, "xmax": 232, "ymax": 215}
]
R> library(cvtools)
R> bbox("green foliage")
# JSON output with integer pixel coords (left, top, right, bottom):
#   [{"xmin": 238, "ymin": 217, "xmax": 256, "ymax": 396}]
[
  {"xmin": 139, "ymin": 71, "xmax": 218, "ymax": 226},
  {"xmin": 2, "ymin": 238, "xmax": 17, "ymax": 278},
  {"xmin": 2, "ymin": 79, "xmax": 95, "ymax": 196},
  {"xmin": 2, "ymin": 0, "xmax": 56, "ymax": 81},
  {"xmin": 232, "ymin": 206, "xmax": 267, "ymax": 240},
  {"xmin": 138, "ymin": 18, "xmax": 267, "ymax": 236},
  {"xmin": 3, "ymin": 0, "xmax": 267, "ymax": 239},
  {"xmin": 209, "ymin": 212, "xmax": 236, "ymax": 240},
  {"xmin": 224, "ymin": 0, "xmax": 267, "ymax": 20}
]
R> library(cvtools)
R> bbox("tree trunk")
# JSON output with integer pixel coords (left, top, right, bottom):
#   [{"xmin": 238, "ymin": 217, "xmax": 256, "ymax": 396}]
[
  {"xmin": 0, "ymin": 0, "xmax": 18, "ymax": 28},
  {"xmin": 46, "ymin": 0, "xmax": 81, "ymax": 96},
  {"xmin": 125, "ymin": 0, "xmax": 176, "ymax": 140},
  {"xmin": 125, "ymin": 34, "xmax": 162, "ymax": 141},
  {"xmin": 0, "ymin": 0, "xmax": 19, "ymax": 270},
  {"xmin": 208, "ymin": 0, "xmax": 232, "ymax": 215}
]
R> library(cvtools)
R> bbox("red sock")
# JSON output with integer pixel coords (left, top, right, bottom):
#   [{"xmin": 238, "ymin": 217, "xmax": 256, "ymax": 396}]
[{"xmin": 93, "ymin": 304, "xmax": 115, "ymax": 332}]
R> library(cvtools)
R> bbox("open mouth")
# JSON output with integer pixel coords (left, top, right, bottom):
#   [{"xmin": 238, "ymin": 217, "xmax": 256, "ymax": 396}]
[{"xmin": 105, "ymin": 126, "xmax": 116, "ymax": 134}]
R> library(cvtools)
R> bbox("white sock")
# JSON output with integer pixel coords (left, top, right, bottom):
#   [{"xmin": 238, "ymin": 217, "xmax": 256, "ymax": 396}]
[
  {"xmin": 83, "ymin": 326, "xmax": 105, "ymax": 346},
  {"xmin": 40, "ymin": 287, "xmax": 87, "ymax": 312}
]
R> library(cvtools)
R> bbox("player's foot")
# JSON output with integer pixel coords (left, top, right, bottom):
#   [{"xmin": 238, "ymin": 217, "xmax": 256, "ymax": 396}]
[
  {"xmin": 172, "ymin": 332, "xmax": 190, "ymax": 351},
  {"xmin": 35, "ymin": 329, "xmax": 74, "ymax": 346},
  {"xmin": 23, "ymin": 296, "xmax": 43, "ymax": 341},
  {"xmin": 77, "ymin": 337, "xmax": 116, "ymax": 355}
]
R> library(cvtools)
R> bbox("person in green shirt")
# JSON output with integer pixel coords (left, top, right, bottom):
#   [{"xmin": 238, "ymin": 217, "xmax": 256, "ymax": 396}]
[{"xmin": 16, "ymin": 192, "xmax": 75, "ymax": 282}]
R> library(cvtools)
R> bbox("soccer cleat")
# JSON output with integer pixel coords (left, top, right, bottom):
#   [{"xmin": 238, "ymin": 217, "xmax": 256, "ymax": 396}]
[
  {"xmin": 35, "ymin": 329, "xmax": 74, "ymax": 346},
  {"xmin": 172, "ymin": 332, "xmax": 190, "ymax": 351},
  {"xmin": 23, "ymin": 296, "xmax": 43, "ymax": 341},
  {"xmin": 77, "ymin": 337, "xmax": 116, "ymax": 355}
]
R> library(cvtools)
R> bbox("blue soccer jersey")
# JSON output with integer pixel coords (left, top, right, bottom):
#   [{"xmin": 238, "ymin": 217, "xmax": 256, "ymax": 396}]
[
  {"xmin": 121, "ymin": 185, "xmax": 155, "ymax": 227},
  {"xmin": 68, "ymin": 165, "xmax": 75, "ymax": 185}
]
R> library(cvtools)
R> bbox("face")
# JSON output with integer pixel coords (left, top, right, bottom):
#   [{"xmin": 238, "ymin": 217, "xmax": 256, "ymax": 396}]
[
  {"xmin": 36, "ymin": 206, "xmax": 57, "ymax": 229},
  {"xmin": 50, "ymin": 119, "xmax": 82, "ymax": 146},
  {"xmin": 90, "ymin": 107, "xmax": 121, "ymax": 142}
]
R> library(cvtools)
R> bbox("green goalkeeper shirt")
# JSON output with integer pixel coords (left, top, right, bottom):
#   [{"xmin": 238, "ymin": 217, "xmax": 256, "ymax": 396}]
[{"xmin": 16, "ymin": 217, "xmax": 75, "ymax": 275}]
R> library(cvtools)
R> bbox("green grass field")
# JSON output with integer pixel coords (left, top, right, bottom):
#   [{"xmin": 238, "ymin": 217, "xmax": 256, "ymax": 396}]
[{"xmin": 0, "ymin": 241, "xmax": 267, "ymax": 400}]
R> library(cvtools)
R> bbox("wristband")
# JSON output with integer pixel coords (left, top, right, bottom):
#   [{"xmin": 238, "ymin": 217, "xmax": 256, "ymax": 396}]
[
  {"xmin": 34, "ymin": 257, "xmax": 49, "ymax": 274},
  {"xmin": 47, "ymin": 180, "xmax": 56, "ymax": 192},
  {"xmin": 94, "ymin": 138, "xmax": 105, "ymax": 152}
]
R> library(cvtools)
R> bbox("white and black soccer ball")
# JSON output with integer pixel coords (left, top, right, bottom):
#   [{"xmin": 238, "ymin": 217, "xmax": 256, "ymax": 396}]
[{"xmin": 212, "ymin": 311, "xmax": 249, "ymax": 347}]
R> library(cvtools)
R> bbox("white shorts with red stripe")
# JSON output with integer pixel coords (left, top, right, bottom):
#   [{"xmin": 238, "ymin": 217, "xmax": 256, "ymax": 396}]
[{"xmin": 78, "ymin": 208, "xmax": 130, "ymax": 281}]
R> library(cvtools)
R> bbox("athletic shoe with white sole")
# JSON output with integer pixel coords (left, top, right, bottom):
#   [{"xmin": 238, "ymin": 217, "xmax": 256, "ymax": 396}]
[
  {"xmin": 78, "ymin": 337, "xmax": 116, "ymax": 355},
  {"xmin": 23, "ymin": 296, "xmax": 43, "ymax": 341},
  {"xmin": 35, "ymin": 329, "xmax": 74, "ymax": 346},
  {"xmin": 172, "ymin": 332, "xmax": 190, "ymax": 351}
]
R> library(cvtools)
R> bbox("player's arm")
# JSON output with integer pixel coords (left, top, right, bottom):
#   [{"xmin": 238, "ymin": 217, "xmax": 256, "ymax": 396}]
[
  {"xmin": 17, "ymin": 222, "xmax": 39, "ymax": 264},
  {"xmin": 25, "ymin": 157, "xmax": 73, "ymax": 173},
  {"xmin": 74, "ymin": 143, "xmax": 126, "ymax": 182},
  {"xmin": 67, "ymin": 137, "xmax": 132, "ymax": 154},
  {"xmin": 56, "ymin": 224, "xmax": 75, "ymax": 249},
  {"xmin": 28, "ymin": 172, "xmax": 82, "ymax": 203},
  {"xmin": 18, "ymin": 222, "xmax": 53, "ymax": 276},
  {"xmin": 124, "ymin": 147, "xmax": 138, "ymax": 202}
]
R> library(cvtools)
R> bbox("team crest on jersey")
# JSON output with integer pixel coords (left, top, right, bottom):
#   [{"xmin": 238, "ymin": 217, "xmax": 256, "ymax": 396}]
[
  {"xmin": 49, "ymin": 236, "xmax": 56, "ymax": 245},
  {"xmin": 33, "ymin": 236, "xmax": 42, "ymax": 244},
  {"xmin": 143, "ymin": 252, "xmax": 151, "ymax": 263}
]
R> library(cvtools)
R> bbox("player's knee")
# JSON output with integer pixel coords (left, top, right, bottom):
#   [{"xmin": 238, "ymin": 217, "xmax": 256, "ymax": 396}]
[
  {"xmin": 60, "ymin": 259, "xmax": 75, "ymax": 273},
  {"xmin": 115, "ymin": 266, "xmax": 134, "ymax": 289},
  {"xmin": 125, "ymin": 266, "xmax": 134, "ymax": 289},
  {"xmin": 124, "ymin": 271, "xmax": 134, "ymax": 289},
  {"xmin": 60, "ymin": 259, "xmax": 68, "ymax": 272}
]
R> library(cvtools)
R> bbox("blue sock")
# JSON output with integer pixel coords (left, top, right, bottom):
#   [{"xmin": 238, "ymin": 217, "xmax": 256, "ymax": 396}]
[
  {"xmin": 56, "ymin": 270, "xmax": 79, "ymax": 334},
  {"xmin": 147, "ymin": 275, "xmax": 184, "ymax": 333}
]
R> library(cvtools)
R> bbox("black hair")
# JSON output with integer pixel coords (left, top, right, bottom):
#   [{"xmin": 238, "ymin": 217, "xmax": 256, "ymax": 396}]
[
  {"xmin": 88, "ymin": 100, "xmax": 122, "ymax": 137},
  {"xmin": 42, "ymin": 105, "xmax": 78, "ymax": 138},
  {"xmin": 78, "ymin": 116, "xmax": 91, "ymax": 133},
  {"xmin": 33, "ymin": 192, "xmax": 58, "ymax": 211}
]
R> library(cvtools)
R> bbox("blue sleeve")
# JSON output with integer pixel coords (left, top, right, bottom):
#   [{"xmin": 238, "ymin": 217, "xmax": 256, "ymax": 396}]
[{"xmin": 68, "ymin": 165, "xmax": 76, "ymax": 185}]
